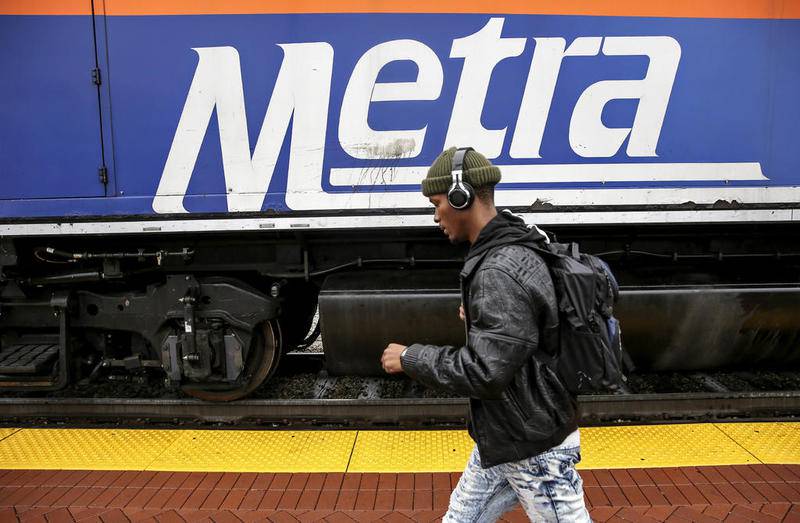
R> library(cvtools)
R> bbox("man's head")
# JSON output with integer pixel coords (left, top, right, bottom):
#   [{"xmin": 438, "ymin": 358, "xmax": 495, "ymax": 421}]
[{"xmin": 422, "ymin": 147, "xmax": 501, "ymax": 244}]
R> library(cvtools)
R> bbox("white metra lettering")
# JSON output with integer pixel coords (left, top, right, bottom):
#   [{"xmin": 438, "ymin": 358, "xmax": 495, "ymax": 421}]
[
  {"xmin": 569, "ymin": 36, "xmax": 680, "ymax": 158},
  {"xmin": 154, "ymin": 24, "xmax": 684, "ymax": 214},
  {"xmin": 339, "ymin": 39, "xmax": 443, "ymax": 159},
  {"xmin": 444, "ymin": 18, "xmax": 526, "ymax": 158},
  {"xmin": 510, "ymin": 37, "xmax": 601, "ymax": 159},
  {"xmin": 154, "ymin": 44, "xmax": 333, "ymax": 213}
]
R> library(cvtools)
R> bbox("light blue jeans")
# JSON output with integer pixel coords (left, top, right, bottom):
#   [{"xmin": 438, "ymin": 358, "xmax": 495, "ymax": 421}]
[{"xmin": 443, "ymin": 430, "xmax": 591, "ymax": 522}]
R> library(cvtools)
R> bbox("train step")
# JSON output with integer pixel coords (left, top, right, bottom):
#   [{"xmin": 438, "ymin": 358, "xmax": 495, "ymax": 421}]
[
  {"xmin": 0, "ymin": 343, "xmax": 59, "ymax": 374},
  {"xmin": 0, "ymin": 334, "xmax": 67, "ymax": 389},
  {"xmin": 0, "ymin": 292, "xmax": 71, "ymax": 390}
]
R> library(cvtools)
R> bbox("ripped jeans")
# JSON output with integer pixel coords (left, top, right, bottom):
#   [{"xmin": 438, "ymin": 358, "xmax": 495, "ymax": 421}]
[{"xmin": 443, "ymin": 430, "xmax": 591, "ymax": 522}]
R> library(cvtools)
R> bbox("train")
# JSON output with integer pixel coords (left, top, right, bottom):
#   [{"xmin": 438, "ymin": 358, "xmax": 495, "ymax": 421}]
[{"xmin": 1, "ymin": 1, "xmax": 799, "ymax": 400}]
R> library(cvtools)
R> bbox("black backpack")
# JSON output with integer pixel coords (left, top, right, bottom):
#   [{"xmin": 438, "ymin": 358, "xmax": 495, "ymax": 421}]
[{"xmin": 530, "ymin": 241, "xmax": 633, "ymax": 395}]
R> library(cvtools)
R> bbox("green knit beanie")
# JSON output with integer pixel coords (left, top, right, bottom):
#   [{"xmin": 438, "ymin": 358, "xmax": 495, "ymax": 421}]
[{"xmin": 421, "ymin": 147, "xmax": 502, "ymax": 197}]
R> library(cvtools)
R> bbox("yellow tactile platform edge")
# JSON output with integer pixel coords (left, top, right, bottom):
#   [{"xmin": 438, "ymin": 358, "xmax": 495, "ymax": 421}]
[
  {"xmin": 0, "ymin": 423, "xmax": 797, "ymax": 472},
  {"xmin": 348, "ymin": 430, "xmax": 475, "ymax": 473},
  {"xmin": 149, "ymin": 430, "xmax": 357, "ymax": 472},
  {"xmin": 716, "ymin": 422, "xmax": 800, "ymax": 465},
  {"xmin": 579, "ymin": 424, "xmax": 759, "ymax": 469},
  {"xmin": 0, "ymin": 428, "xmax": 19, "ymax": 441}
]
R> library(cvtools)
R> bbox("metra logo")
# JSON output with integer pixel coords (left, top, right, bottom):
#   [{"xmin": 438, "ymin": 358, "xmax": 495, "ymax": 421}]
[{"xmin": 153, "ymin": 17, "xmax": 763, "ymax": 214}]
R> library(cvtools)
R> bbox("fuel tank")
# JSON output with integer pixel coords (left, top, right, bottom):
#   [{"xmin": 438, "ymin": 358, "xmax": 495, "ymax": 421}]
[
  {"xmin": 320, "ymin": 270, "xmax": 463, "ymax": 375},
  {"xmin": 320, "ymin": 270, "xmax": 800, "ymax": 376}
]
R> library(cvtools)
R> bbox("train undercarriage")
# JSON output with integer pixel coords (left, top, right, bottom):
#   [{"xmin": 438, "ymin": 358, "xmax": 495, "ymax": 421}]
[{"xmin": 0, "ymin": 221, "xmax": 799, "ymax": 400}]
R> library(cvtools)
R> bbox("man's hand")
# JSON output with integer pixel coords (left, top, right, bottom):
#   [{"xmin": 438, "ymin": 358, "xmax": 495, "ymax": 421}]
[
  {"xmin": 459, "ymin": 304, "xmax": 465, "ymax": 322},
  {"xmin": 381, "ymin": 343, "xmax": 406, "ymax": 374}
]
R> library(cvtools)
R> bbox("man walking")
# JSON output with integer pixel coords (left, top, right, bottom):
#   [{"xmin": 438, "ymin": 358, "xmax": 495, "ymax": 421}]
[{"xmin": 381, "ymin": 147, "xmax": 591, "ymax": 522}]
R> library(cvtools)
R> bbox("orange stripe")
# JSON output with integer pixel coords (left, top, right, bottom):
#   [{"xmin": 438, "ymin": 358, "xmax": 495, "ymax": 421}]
[
  {"xmin": 2, "ymin": 0, "xmax": 800, "ymax": 19},
  {"xmin": 0, "ymin": 0, "xmax": 90, "ymax": 15}
]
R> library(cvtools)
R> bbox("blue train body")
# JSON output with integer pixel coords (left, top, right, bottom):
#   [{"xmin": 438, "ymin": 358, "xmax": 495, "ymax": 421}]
[{"xmin": 1, "ymin": 6, "xmax": 799, "ymax": 230}]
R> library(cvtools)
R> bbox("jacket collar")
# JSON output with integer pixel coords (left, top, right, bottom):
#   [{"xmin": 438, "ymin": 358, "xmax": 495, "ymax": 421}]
[{"xmin": 459, "ymin": 210, "xmax": 548, "ymax": 280}]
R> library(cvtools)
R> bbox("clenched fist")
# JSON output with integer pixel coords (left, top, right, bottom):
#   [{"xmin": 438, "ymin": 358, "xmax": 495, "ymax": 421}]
[{"xmin": 381, "ymin": 343, "xmax": 406, "ymax": 374}]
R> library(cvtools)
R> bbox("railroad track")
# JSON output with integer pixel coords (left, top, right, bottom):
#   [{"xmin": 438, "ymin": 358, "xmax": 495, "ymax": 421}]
[
  {"xmin": 3, "ymin": 355, "xmax": 799, "ymax": 428},
  {"xmin": 1, "ymin": 390, "xmax": 799, "ymax": 429}
]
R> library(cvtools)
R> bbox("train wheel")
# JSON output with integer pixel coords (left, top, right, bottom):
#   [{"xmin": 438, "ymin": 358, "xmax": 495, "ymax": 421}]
[{"xmin": 181, "ymin": 321, "xmax": 281, "ymax": 401}]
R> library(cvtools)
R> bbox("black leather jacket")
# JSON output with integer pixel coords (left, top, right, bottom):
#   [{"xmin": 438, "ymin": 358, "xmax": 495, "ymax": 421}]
[{"xmin": 401, "ymin": 212, "xmax": 578, "ymax": 468}]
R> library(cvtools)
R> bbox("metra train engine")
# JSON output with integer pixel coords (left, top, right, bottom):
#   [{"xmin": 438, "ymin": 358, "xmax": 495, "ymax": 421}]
[{"xmin": 1, "ymin": 1, "xmax": 799, "ymax": 400}]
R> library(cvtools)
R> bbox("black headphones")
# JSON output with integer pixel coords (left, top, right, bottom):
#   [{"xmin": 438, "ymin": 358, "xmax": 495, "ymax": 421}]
[{"xmin": 447, "ymin": 147, "xmax": 475, "ymax": 210}]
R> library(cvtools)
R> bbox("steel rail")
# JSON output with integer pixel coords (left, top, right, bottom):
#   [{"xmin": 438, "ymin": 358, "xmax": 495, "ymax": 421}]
[
  {"xmin": 577, "ymin": 391, "xmax": 800, "ymax": 424},
  {"xmin": 0, "ymin": 391, "xmax": 799, "ymax": 428}
]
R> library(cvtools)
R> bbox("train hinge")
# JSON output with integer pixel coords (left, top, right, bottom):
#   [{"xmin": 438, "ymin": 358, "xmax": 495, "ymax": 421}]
[
  {"xmin": 91, "ymin": 67, "xmax": 102, "ymax": 86},
  {"xmin": 98, "ymin": 166, "xmax": 108, "ymax": 185}
]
